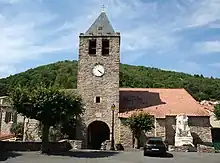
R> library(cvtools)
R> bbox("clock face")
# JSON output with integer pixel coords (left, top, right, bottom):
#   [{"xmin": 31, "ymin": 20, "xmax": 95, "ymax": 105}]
[{"xmin": 93, "ymin": 65, "xmax": 105, "ymax": 77}]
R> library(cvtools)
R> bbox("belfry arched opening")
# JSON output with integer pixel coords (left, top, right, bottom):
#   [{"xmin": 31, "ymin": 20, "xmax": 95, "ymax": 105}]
[{"xmin": 87, "ymin": 121, "xmax": 110, "ymax": 149}]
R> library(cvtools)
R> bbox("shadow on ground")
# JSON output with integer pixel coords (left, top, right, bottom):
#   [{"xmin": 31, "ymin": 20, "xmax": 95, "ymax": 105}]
[
  {"xmin": 46, "ymin": 150, "xmax": 119, "ymax": 158},
  {"xmin": 0, "ymin": 151, "xmax": 22, "ymax": 161},
  {"xmin": 145, "ymin": 152, "xmax": 174, "ymax": 158}
]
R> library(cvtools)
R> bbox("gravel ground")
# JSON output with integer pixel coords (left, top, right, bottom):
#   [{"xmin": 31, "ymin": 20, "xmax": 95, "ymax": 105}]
[{"xmin": 1, "ymin": 150, "xmax": 220, "ymax": 163}]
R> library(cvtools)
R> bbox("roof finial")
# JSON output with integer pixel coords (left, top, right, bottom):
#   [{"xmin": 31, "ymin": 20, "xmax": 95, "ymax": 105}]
[{"xmin": 101, "ymin": 5, "xmax": 105, "ymax": 13}]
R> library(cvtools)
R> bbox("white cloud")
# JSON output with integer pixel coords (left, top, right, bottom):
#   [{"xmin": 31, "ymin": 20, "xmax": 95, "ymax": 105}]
[
  {"xmin": 0, "ymin": 0, "xmax": 220, "ymax": 78},
  {"xmin": 0, "ymin": 12, "xmax": 64, "ymax": 62},
  {"xmin": 0, "ymin": 4, "xmax": 78, "ymax": 77},
  {"xmin": 194, "ymin": 41, "xmax": 220, "ymax": 53},
  {"xmin": 174, "ymin": 0, "xmax": 220, "ymax": 29}
]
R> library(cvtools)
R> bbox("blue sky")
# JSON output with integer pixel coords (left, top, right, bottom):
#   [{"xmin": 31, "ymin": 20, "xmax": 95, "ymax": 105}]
[{"xmin": 0, "ymin": 0, "xmax": 220, "ymax": 78}]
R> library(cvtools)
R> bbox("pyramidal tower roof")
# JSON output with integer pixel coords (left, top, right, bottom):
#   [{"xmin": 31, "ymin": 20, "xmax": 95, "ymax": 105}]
[{"xmin": 85, "ymin": 11, "xmax": 115, "ymax": 35}]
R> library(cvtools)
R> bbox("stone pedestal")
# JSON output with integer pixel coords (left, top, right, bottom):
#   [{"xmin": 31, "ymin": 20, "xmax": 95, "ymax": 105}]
[{"xmin": 175, "ymin": 136, "xmax": 193, "ymax": 146}]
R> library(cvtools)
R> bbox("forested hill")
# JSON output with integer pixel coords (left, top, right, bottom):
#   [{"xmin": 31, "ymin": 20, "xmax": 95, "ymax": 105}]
[{"xmin": 0, "ymin": 60, "xmax": 219, "ymax": 101}]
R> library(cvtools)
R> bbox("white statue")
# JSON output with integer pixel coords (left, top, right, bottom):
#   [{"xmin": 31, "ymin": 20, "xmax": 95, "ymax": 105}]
[{"xmin": 175, "ymin": 114, "xmax": 193, "ymax": 146}]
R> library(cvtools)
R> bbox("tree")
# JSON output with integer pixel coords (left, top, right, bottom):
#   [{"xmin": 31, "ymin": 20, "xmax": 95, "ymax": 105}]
[
  {"xmin": 49, "ymin": 124, "xmax": 67, "ymax": 142},
  {"xmin": 214, "ymin": 104, "xmax": 220, "ymax": 120},
  {"xmin": 125, "ymin": 112, "xmax": 155, "ymax": 149},
  {"xmin": 10, "ymin": 122, "xmax": 24, "ymax": 140},
  {"xmin": 1, "ymin": 60, "xmax": 220, "ymax": 101},
  {"xmin": 9, "ymin": 86, "xmax": 84, "ymax": 153}
]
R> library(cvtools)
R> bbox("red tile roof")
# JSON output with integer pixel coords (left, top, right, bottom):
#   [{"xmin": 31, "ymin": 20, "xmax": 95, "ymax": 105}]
[
  {"xmin": 119, "ymin": 88, "xmax": 209, "ymax": 118},
  {"xmin": 203, "ymin": 106, "xmax": 214, "ymax": 112},
  {"xmin": 0, "ymin": 133, "xmax": 15, "ymax": 140},
  {"xmin": 199, "ymin": 100, "xmax": 217, "ymax": 112}
]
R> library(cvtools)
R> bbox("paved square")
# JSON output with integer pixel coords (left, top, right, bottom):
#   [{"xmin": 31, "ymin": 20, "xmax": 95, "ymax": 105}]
[{"xmin": 1, "ymin": 150, "xmax": 219, "ymax": 163}]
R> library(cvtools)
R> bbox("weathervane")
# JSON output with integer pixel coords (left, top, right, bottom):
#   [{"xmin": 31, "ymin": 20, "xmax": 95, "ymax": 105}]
[{"xmin": 101, "ymin": 5, "xmax": 105, "ymax": 12}]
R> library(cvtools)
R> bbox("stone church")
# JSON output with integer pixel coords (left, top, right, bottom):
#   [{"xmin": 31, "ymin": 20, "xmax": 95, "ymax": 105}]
[
  {"xmin": 74, "ymin": 11, "xmax": 212, "ymax": 149},
  {"xmin": 0, "ymin": 11, "xmax": 213, "ymax": 149}
]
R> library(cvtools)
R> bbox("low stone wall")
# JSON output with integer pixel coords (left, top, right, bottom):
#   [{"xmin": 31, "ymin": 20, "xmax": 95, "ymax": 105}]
[
  {"xmin": 168, "ymin": 145, "xmax": 197, "ymax": 152},
  {"xmin": 197, "ymin": 144, "xmax": 216, "ymax": 153},
  {"xmin": 0, "ymin": 141, "xmax": 72, "ymax": 152},
  {"xmin": 168, "ymin": 144, "xmax": 219, "ymax": 153},
  {"xmin": 68, "ymin": 140, "xmax": 83, "ymax": 149}
]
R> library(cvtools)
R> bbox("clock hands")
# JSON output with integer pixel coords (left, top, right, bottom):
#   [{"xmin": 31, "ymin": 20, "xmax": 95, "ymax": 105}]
[
  {"xmin": 98, "ymin": 70, "xmax": 103, "ymax": 74},
  {"xmin": 93, "ymin": 65, "xmax": 105, "ymax": 76}
]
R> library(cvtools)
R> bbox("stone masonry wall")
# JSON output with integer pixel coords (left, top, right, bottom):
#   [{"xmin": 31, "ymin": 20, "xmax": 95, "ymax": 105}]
[
  {"xmin": 165, "ymin": 115, "xmax": 212, "ymax": 146},
  {"xmin": 23, "ymin": 118, "xmax": 41, "ymax": 141},
  {"xmin": 119, "ymin": 118, "xmax": 164, "ymax": 148},
  {"xmin": 209, "ymin": 111, "xmax": 220, "ymax": 128},
  {"xmin": 1, "ymin": 111, "xmax": 13, "ymax": 134},
  {"xmin": 119, "ymin": 119, "xmax": 133, "ymax": 148},
  {"xmin": 155, "ymin": 118, "xmax": 166, "ymax": 140},
  {"xmin": 77, "ymin": 33, "xmax": 120, "ymax": 148},
  {"xmin": 188, "ymin": 116, "xmax": 212, "ymax": 146},
  {"xmin": 0, "ymin": 104, "xmax": 40, "ymax": 141},
  {"xmin": 0, "ymin": 108, "xmax": 24, "ymax": 135},
  {"xmin": 165, "ymin": 116, "xmax": 176, "ymax": 145}
]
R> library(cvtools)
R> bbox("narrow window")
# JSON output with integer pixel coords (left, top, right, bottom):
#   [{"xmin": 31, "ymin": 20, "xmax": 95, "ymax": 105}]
[
  {"xmin": 98, "ymin": 26, "xmax": 103, "ymax": 30},
  {"xmin": 5, "ymin": 112, "xmax": 12, "ymax": 123},
  {"xmin": 102, "ymin": 39, "xmax": 110, "ymax": 56},
  {"xmin": 95, "ymin": 96, "xmax": 101, "ymax": 103},
  {"xmin": 89, "ymin": 39, "xmax": 96, "ymax": 55}
]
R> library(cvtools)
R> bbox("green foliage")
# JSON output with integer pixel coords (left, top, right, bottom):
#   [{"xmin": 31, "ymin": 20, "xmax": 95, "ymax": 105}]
[
  {"xmin": 49, "ymin": 117, "xmax": 77, "ymax": 141},
  {"xmin": 9, "ymin": 86, "xmax": 84, "ymax": 125},
  {"xmin": 0, "ymin": 60, "xmax": 220, "ymax": 101},
  {"xmin": 125, "ymin": 112, "xmax": 154, "ymax": 148},
  {"xmin": 214, "ymin": 104, "xmax": 220, "ymax": 120},
  {"xmin": 10, "ymin": 122, "xmax": 24, "ymax": 139},
  {"xmin": 49, "ymin": 125, "xmax": 68, "ymax": 142},
  {"xmin": 125, "ymin": 112, "xmax": 154, "ymax": 135},
  {"xmin": 9, "ymin": 86, "xmax": 84, "ymax": 153}
]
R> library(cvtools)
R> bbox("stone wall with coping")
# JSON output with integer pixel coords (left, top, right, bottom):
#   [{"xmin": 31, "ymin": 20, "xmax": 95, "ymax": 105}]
[{"xmin": 0, "ymin": 141, "xmax": 72, "ymax": 152}]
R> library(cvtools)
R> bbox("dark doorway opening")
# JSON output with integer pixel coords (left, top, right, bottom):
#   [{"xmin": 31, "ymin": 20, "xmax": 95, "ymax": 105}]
[
  {"xmin": 87, "ymin": 121, "xmax": 110, "ymax": 149},
  {"xmin": 211, "ymin": 128, "xmax": 220, "ymax": 150}
]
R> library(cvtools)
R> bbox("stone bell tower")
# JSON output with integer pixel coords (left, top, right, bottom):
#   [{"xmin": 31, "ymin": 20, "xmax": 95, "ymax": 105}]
[{"xmin": 76, "ymin": 10, "xmax": 120, "ymax": 149}]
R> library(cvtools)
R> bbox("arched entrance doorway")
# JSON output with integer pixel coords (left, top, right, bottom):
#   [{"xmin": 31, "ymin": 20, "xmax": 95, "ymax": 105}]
[{"xmin": 87, "ymin": 121, "xmax": 110, "ymax": 149}]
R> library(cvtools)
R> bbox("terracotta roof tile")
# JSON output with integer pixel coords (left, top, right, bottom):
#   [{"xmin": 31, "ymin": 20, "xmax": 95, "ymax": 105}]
[
  {"xmin": 204, "ymin": 106, "xmax": 214, "ymax": 112},
  {"xmin": 199, "ymin": 100, "xmax": 217, "ymax": 112},
  {"xmin": 0, "ymin": 133, "xmax": 15, "ymax": 140},
  {"xmin": 119, "ymin": 88, "xmax": 209, "ymax": 118}
]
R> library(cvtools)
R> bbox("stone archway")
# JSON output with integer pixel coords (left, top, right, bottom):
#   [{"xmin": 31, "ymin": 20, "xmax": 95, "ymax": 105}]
[{"xmin": 87, "ymin": 121, "xmax": 110, "ymax": 149}]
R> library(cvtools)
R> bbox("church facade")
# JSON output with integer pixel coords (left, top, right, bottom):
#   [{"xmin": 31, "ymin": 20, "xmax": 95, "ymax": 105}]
[{"xmin": 0, "ymin": 11, "xmax": 213, "ymax": 149}]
